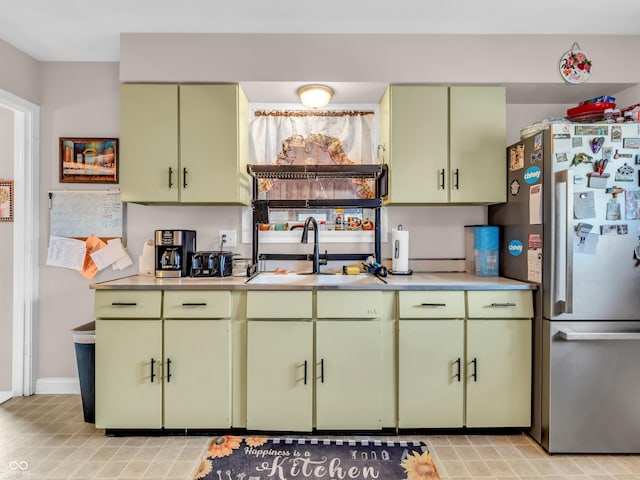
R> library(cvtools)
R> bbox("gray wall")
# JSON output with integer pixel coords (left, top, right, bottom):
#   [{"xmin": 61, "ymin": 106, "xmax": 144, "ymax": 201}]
[
  {"xmin": 0, "ymin": 106, "xmax": 13, "ymax": 392},
  {"xmin": 0, "ymin": 39, "xmax": 40, "ymax": 104},
  {"xmin": 1, "ymin": 33, "xmax": 638, "ymax": 388}
]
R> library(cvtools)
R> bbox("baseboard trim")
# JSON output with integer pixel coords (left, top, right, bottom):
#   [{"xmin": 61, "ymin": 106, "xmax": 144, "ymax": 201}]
[
  {"xmin": 0, "ymin": 391, "xmax": 12, "ymax": 404},
  {"xmin": 35, "ymin": 377, "xmax": 80, "ymax": 395}
]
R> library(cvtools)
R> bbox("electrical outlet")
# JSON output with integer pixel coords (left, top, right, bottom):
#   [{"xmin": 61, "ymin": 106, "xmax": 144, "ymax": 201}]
[{"xmin": 219, "ymin": 229, "xmax": 237, "ymax": 248}]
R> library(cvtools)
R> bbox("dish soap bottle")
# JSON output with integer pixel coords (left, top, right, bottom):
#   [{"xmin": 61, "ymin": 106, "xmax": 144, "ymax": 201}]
[{"xmin": 334, "ymin": 209, "xmax": 345, "ymax": 231}]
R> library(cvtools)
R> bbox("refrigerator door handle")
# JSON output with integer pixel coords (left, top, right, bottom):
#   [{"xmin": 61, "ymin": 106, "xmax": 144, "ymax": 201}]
[
  {"xmin": 557, "ymin": 329, "xmax": 640, "ymax": 341},
  {"xmin": 555, "ymin": 170, "xmax": 574, "ymax": 314}
]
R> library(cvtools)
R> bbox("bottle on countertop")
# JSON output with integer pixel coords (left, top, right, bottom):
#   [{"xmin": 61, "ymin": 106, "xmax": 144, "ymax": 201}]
[{"xmin": 334, "ymin": 208, "xmax": 345, "ymax": 231}]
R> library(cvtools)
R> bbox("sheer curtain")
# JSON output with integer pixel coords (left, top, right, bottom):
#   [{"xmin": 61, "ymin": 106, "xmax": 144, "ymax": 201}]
[{"xmin": 250, "ymin": 110, "xmax": 376, "ymax": 165}]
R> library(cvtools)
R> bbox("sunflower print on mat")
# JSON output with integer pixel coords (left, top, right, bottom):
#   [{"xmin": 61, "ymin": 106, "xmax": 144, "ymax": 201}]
[
  {"xmin": 207, "ymin": 435, "xmax": 242, "ymax": 458},
  {"xmin": 193, "ymin": 458, "xmax": 213, "ymax": 479},
  {"xmin": 401, "ymin": 450, "xmax": 440, "ymax": 480}
]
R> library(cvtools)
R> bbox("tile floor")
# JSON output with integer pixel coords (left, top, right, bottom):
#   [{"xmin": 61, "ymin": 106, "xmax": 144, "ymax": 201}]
[{"xmin": 1, "ymin": 395, "xmax": 640, "ymax": 479}]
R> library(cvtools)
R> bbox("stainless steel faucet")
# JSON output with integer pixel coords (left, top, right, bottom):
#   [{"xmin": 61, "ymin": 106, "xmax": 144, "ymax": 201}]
[{"xmin": 301, "ymin": 216, "xmax": 325, "ymax": 273}]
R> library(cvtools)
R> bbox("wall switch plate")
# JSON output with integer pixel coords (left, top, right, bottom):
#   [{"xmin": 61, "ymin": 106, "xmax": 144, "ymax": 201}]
[{"xmin": 219, "ymin": 230, "xmax": 237, "ymax": 248}]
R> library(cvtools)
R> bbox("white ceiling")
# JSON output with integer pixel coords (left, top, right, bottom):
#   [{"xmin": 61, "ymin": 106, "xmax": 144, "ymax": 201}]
[{"xmin": 1, "ymin": 0, "xmax": 639, "ymax": 103}]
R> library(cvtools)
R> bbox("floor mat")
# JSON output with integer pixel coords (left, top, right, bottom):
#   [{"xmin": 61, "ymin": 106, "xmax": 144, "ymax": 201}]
[{"xmin": 193, "ymin": 435, "xmax": 439, "ymax": 479}]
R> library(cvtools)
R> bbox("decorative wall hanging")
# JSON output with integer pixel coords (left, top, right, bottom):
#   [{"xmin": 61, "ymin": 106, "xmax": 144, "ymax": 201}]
[
  {"xmin": 0, "ymin": 179, "xmax": 14, "ymax": 222},
  {"xmin": 59, "ymin": 137, "xmax": 118, "ymax": 183},
  {"xmin": 559, "ymin": 43, "xmax": 592, "ymax": 84}
]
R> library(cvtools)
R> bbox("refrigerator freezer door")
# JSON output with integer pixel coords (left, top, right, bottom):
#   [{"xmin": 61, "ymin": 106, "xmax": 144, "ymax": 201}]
[{"xmin": 543, "ymin": 320, "xmax": 640, "ymax": 453}]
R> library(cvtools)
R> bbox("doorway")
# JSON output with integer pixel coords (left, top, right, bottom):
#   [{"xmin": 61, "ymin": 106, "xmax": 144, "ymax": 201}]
[{"xmin": 0, "ymin": 87, "xmax": 39, "ymax": 402}]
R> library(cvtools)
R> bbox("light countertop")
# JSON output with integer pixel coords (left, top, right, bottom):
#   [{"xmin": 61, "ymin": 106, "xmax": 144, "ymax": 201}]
[{"xmin": 91, "ymin": 272, "xmax": 536, "ymax": 291}]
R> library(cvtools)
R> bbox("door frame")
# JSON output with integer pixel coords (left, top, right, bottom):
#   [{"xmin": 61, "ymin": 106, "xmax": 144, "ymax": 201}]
[{"xmin": 0, "ymin": 87, "xmax": 40, "ymax": 398}]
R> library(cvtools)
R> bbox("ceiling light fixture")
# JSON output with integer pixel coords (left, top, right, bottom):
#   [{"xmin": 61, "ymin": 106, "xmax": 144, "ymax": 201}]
[{"xmin": 297, "ymin": 84, "xmax": 334, "ymax": 109}]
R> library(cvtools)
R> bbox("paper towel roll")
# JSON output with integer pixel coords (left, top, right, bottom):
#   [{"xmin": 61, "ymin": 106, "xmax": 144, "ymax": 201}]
[{"xmin": 391, "ymin": 227, "xmax": 409, "ymax": 273}]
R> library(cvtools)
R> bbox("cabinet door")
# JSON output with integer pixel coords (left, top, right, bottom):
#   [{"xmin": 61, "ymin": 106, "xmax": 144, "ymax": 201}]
[
  {"xmin": 449, "ymin": 86, "xmax": 506, "ymax": 204},
  {"xmin": 120, "ymin": 84, "xmax": 179, "ymax": 203},
  {"xmin": 164, "ymin": 319, "xmax": 231, "ymax": 428},
  {"xmin": 315, "ymin": 319, "xmax": 382, "ymax": 430},
  {"xmin": 465, "ymin": 319, "xmax": 532, "ymax": 427},
  {"xmin": 398, "ymin": 319, "xmax": 464, "ymax": 428},
  {"xmin": 95, "ymin": 319, "xmax": 162, "ymax": 428},
  {"xmin": 180, "ymin": 84, "xmax": 249, "ymax": 204},
  {"xmin": 246, "ymin": 320, "xmax": 313, "ymax": 431},
  {"xmin": 385, "ymin": 85, "xmax": 449, "ymax": 204}
]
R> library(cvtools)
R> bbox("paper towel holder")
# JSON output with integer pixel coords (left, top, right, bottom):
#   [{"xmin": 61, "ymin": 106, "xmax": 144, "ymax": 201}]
[{"xmin": 390, "ymin": 224, "xmax": 413, "ymax": 275}]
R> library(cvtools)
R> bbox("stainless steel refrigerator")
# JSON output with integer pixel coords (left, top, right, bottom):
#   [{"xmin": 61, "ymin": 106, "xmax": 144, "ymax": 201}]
[{"xmin": 489, "ymin": 123, "xmax": 640, "ymax": 453}]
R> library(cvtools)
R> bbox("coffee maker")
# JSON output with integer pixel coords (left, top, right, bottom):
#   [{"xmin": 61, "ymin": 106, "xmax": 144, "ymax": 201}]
[{"xmin": 155, "ymin": 229, "xmax": 196, "ymax": 278}]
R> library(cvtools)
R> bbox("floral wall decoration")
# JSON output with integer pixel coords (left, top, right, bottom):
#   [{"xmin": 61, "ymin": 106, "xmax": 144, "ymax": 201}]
[{"xmin": 0, "ymin": 180, "xmax": 14, "ymax": 222}]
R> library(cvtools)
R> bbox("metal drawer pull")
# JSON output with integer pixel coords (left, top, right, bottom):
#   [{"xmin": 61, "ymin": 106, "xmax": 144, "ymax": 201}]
[
  {"xmin": 420, "ymin": 303, "xmax": 447, "ymax": 307},
  {"xmin": 558, "ymin": 329, "xmax": 640, "ymax": 341},
  {"xmin": 471, "ymin": 358, "xmax": 478, "ymax": 382},
  {"xmin": 439, "ymin": 169, "xmax": 445, "ymax": 190},
  {"xmin": 490, "ymin": 302, "xmax": 516, "ymax": 307},
  {"xmin": 454, "ymin": 358, "xmax": 461, "ymax": 382},
  {"xmin": 111, "ymin": 302, "xmax": 137, "ymax": 307},
  {"xmin": 183, "ymin": 167, "xmax": 188, "ymax": 188},
  {"xmin": 166, "ymin": 358, "xmax": 172, "ymax": 382},
  {"xmin": 453, "ymin": 168, "xmax": 460, "ymax": 189},
  {"xmin": 320, "ymin": 359, "xmax": 325, "ymax": 384},
  {"xmin": 181, "ymin": 302, "xmax": 207, "ymax": 307},
  {"xmin": 150, "ymin": 358, "xmax": 156, "ymax": 383},
  {"xmin": 303, "ymin": 360, "xmax": 307, "ymax": 385},
  {"xmin": 168, "ymin": 167, "xmax": 174, "ymax": 189}
]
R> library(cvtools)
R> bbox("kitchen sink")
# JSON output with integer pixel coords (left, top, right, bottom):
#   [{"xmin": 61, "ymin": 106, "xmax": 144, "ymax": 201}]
[
  {"xmin": 313, "ymin": 273, "xmax": 385, "ymax": 285},
  {"xmin": 247, "ymin": 272, "xmax": 385, "ymax": 286},
  {"xmin": 246, "ymin": 273, "xmax": 311, "ymax": 285}
]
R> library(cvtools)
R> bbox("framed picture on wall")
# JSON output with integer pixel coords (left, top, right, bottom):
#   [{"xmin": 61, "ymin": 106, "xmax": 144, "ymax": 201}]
[
  {"xmin": 0, "ymin": 180, "xmax": 14, "ymax": 222},
  {"xmin": 59, "ymin": 137, "xmax": 119, "ymax": 183}
]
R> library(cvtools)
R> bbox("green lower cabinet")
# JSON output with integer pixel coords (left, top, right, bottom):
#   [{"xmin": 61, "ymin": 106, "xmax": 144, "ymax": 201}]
[
  {"xmin": 96, "ymin": 319, "xmax": 163, "ymax": 429},
  {"xmin": 398, "ymin": 319, "xmax": 464, "ymax": 428},
  {"xmin": 96, "ymin": 317, "xmax": 231, "ymax": 430},
  {"xmin": 465, "ymin": 319, "xmax": 532, "ymax": 427},
  {"xmin": 246, "ymin": 320, "xmax": 313, "ymax": 431},
  {"xmin": 315, "ymin": 319, "xmax": 383, "ymax": 430},
  {"xmin": 163, "ymin": 319, "xmax": 231, "ymax": 429}
]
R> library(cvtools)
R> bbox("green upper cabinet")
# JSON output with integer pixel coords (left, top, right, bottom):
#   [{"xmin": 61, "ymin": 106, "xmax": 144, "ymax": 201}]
[
  {"xmin": 379, "ymin": 85, "xmax": 506, "ymax": 205},
  {"xmin": 449, "ymin": 86, "xmax": 506, "ymax": 204},
  {"xmin": 120, "ymin": 83, "xmax": 249, "ymax": 205}
]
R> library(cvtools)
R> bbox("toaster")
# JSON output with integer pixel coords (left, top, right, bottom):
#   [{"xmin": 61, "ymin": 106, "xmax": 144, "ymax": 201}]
[{"xmin": 190, "ymin": 251, "xmax": 234, "ymax": 277}]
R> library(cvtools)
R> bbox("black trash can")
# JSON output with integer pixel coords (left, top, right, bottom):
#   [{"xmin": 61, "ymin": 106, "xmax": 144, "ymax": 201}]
[{"xmin": 72, "ymin": 321, "xmax": 95, "ymax": 423}]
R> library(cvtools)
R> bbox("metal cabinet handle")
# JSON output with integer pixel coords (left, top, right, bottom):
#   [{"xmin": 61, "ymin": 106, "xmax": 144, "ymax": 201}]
[
  {"xmin": 490, "ymin": 302, "xmax": 516, "ymax": 307},
  {"xmin": 439, "ymin": 168, "xmax": 445, "ymax": 190},
  {"xmin": 166, "ymin": 358, "xmax": 172, "ymax": 383},
  {"xmin": 168, "ymin": 167, "xmax": 174, "ymax": 189},
  {"xmin": 320, "ymin": 359, "xmax": 325, "ymax": 384},
  {"xmin": 303, "ymin": 360, "xmax": 308, "ymax": 385},
  {"xmin": 453, "ymin": 168, "xmax": 460, "ymax": 189},
  {"xmin": 454, "ymin": 358, "xmax": 461, "ymax": 382},
  {"xmin": 181, "ymin": 302, "xmax": 207, "ymax": 307},
  {"xmin": 111, "ymin": 302, "xmax": 137, "ymax": 307},
  {"xmin": 420, "ymin": 303, "xmax": 447, "ymax": 307},
  {"xmin": 471, "ymin": 358, "xmax": 477, "ymax": 382},
  {"xmin": 150, "ymin": 358, "xmax": 156, "ymax": 383},
  {"xmin": 183, "ymin": 167, "xmax": 188, "ymax": 189}
]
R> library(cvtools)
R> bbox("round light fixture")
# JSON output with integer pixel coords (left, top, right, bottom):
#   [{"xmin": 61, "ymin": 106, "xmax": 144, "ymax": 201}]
[{"xmin": 297, "ymin": 84, "xmax": 334, "ymax": 109}]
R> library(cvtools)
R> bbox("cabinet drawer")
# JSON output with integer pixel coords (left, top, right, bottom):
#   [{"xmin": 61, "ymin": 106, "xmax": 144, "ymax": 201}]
[
  {"xmin": 94, "ymin": 290, "xmax": 162, "ymax": 318},
  {"xmin": 247, "ymin": 291, "xmax": 312, "ymax": 319},
  {"xmin": 163, "ymin": 291, "xmax": 231, "ymax": 318},
  {"xmin": 467, "ymin": 290, "xmax": 533, "ymax": 318},
  {"xmin": 317, "ymin": 291, "xmax": 382, "ymax": 318},
  {"xmin": 398, "ymin": 291, "xmax": 465, "ymax": 318}
]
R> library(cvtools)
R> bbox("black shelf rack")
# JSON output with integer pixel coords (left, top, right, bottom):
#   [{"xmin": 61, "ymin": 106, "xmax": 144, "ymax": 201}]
[{"xmin": 247, "ymin": 164, "xmax": 388, "ymax": 268}]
